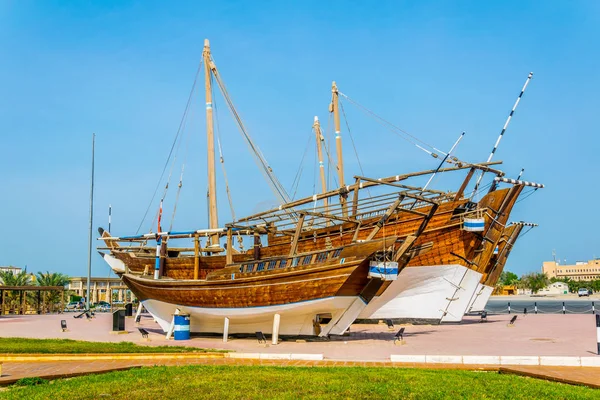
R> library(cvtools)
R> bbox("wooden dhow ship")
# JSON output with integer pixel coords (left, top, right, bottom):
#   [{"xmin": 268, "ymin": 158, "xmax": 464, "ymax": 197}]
[{"xmin": 99, "ymin": 40, "xmax": 543, "ymax": 334}]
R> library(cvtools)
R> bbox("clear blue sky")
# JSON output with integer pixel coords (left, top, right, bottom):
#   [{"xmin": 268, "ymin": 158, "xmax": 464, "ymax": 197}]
[{"xmin": 1, "ymin": 1, "xmax": 598, "ymax": 278}]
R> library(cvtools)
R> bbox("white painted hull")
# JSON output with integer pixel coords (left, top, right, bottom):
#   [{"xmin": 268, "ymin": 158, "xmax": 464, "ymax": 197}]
[
  {"xmin": 102, "ymin": 253, "xmax": 126, "ymax": 274},
  {"xmin": 357, "ymin": 264, "xmax": 483, "ymax": 322},
  {"xmin": 143, "ymin": 296, "xmax": 366, "ymax": 337},
  {"xmin": 466, "ymin": 284, "xmax": 494, "ymax": 313}
]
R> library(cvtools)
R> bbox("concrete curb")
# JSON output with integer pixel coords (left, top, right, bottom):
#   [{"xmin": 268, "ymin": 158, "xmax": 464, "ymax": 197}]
[
  {"xmin": 0, "ymin": 353, "xmax": 226, "ymax": 362},
  {"xmin": 226, "ymin": 353, "xmax": 324, "ymax": 361},
  {"xmin": 390, "ymin": 355, "xmax": 600, "ymax": 367},
  {"xmin": 0, "ymin": 352, "xmax": 325, "ymax": 363}
]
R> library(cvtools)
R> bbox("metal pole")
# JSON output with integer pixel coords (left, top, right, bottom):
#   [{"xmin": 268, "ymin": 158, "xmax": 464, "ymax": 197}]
[
  {"xmin": 508, "ymin": 302, "xmax": 511, "ymax": 314},
  {"xmin": 593, "ymin": 301, "xmax": 596, "ymax": 315},
  {"xmin": 562, "ymin": 301, "xmax": 566, "ymax": 314},
  {"xmin": 596, "ymin": 314, "xmax": 600, "ymax": 355},
  {"xmin": 86, "ymin": 133, "xmax": 95, "ymax": 312},
  {"xmin": 534, "ymin": 302, "xmax": 538, "ymax": 314},
  {"xmin": 422, "ymin": 132, "xmax": 465, "ymax": 191},
  {"xmin": 108, "ymin": 204, "xmax": 112, "ymax": 233},
  {"xmin": 472, "ymin": 72, "xmax": 533, "ymax": 196}
]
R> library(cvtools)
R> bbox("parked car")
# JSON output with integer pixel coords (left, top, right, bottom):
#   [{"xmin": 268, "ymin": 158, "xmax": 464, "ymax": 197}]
[
  {"xmin": 65, "ymin": 302, "xmax": 82, "ymax": 311},
  {"xmin": 578, "ymin": 288, "xmax": 590, "ymax": 297}
]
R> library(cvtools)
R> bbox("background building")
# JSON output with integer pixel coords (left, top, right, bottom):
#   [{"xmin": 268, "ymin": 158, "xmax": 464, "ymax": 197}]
[
  {"xmin": 0, "ymin": 266, "xmax": 23, "ymax": 275},
  {"xmin": 68, "ymin": 277, "xmax": 135, "ymax": 304},
  {"xmin": 542, "ymin": 259, "xmax": 600, "ymax": 281},
  {"xmin": 537, "ymin": 282, "xmax": 569, "ymax": 295}
]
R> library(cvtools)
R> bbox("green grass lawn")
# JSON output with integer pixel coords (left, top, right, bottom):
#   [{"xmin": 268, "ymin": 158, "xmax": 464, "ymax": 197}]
[
  {"xmin": 0, "ymin": 338, "xmax": 222, "ymax": 354},
  {"xmin": 0, "ymin": 365, "xmax": 597, "ymax": 400}
]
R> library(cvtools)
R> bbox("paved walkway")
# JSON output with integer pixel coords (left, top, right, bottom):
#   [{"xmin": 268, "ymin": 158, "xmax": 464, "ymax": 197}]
[{"xmin": 1, "ymin": 313, "xmax": 598, "ymax": 359}]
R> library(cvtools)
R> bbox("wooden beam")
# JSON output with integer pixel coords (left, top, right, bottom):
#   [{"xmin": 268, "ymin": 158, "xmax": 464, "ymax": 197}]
[
  {"xmin": 288, "ymin": 214, "xmax": 306, "ymax": 257},
  {"xmin": 416, "ymin": 204, "xmax": 439, "ymax": 237},
  {"xmin": 351, "ymin": 177, "xmax": 360, "ymax": 217},
  {"xmin": 226, "ymin": 228, "xmax": 233, "ymax": 265},
  {"xmin": 355, "ymin": 176, "xmax": 440, "ymax": 205},
  {"xmin": 454, "ymin": 167, "xmax": 476, "ymax": 201},
  {"xmin": 366, "ymin": 196, "xmax": 404, "ymax": 241},
  {"xmin": 394, "ymin": 235, "xmax": 418, "ymax": 263},
  {"xmin": 237, "ymin": 162, "xmax": 503, "ymax": 222},
  {"xmin": 193, "ymin": 236, "xmax": 200, "ymax": 280}
]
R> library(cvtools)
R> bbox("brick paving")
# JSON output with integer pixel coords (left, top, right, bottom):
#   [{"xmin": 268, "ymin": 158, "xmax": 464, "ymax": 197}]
[{"xmin": 500, "ymin": 366, "xmax": 600, "ymax": 389}]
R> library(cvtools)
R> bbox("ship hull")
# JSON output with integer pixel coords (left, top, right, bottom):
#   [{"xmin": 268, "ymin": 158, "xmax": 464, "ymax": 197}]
[
  {"xmin": 143, "ymin": 296, "xmax": 365, "ymax": 336},
  {"xmin": 358, "ymin": 264, "xmax": 482, "ymax": 323},
  {"xmin": 466, "ymin": 283, "xmax": 494, "ymax": 313}
]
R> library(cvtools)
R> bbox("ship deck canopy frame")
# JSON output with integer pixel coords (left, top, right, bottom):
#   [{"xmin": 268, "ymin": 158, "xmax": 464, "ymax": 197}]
[{"xmin": 98, "ymin": 160, "xmax": 535, "ymax": 249}]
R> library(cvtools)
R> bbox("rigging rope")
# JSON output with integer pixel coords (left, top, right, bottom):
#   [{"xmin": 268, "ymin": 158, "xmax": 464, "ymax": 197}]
[
  {"xmin": 213, "ymin": 83, "xmax": 237, "ymax": 222},
  {"xmin": 338, "ymin": 91, "xmax": 444, "ymax": 159},
  {"xmin": 209, "ymin": 56, "xmax": 291, "ymax": 204},
  {"xmin": 136, "ymin": 58, "xmax": 204, "ymax": 234},
  {"xmin": 289, "ymin": 134, "xmax": 313, "ymax": 200},
  {"xmin": 339, "ymin": 99, "xmax": 372, "ymax": 198}
]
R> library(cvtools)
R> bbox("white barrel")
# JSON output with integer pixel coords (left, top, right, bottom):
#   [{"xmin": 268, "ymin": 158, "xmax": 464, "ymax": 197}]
[{"xmin": 463, "ymin": 218, "xmax": 485, "ymax": 232}]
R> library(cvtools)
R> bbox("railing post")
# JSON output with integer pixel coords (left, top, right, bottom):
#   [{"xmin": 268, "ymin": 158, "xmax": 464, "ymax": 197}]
[
  {"xmin": 508, "ymin": 302, "xmax": 511, "ymax": 314},
  {"xmin": 562, "ymin": 301, "xmax": 566, "ymax": 315},
  {"xmin": 534, "ymin": 302, "xmax": 538, "ymax": 314},
  {"xmin": 596, "ymin": 314, "xmax": 600, "ymax": 355},
  {"xmin": 524, "ymin": 307, "xmax": 527, "ymax": 315},
  {"xmin": 593, "ymin": 301, "xmax": 596, "ymax": 315}
]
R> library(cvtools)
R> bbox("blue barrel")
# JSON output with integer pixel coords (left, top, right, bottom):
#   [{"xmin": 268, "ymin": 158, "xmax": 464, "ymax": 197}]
[{"xmin": 174, "ymin": 314, "xmax": 190, "ymax": 340}]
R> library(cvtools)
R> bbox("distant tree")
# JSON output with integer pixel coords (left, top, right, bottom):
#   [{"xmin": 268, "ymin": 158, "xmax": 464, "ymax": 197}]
[
  {"xmin": 520, "ymin": 272, "xmax": 550, "ymax": 294},
  {"xmin": 499, "ymin": 271, "xmax": 519, "ymax": 286},
  {"xmin": 0, "ymin": 270, "xmax": 31, "ymax": 286},
  {"xmin": 36, "ymin": 271, "xmax": 70, "ymax": 312}
]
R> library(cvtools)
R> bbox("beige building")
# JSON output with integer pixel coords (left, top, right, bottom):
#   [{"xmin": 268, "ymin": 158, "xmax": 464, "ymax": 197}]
[
  {"xmin": 0, "ymin": 266, "xmax": 23, "ymax": 275},
  {"xmin": 542, "ymin": 259, "xmax": 600, "ymax": 281},
  {"xmin": 68, "ymin": 277, "xmax": 135, "ymax": 304}
]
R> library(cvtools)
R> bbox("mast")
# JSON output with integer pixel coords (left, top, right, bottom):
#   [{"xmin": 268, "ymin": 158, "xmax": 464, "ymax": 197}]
[
  {"xmin": 313, "ymin": 116, "xmax": 328, "ymax": 212},
  {"xmin": 472, "ymin": 72, "xmax": 533, "ymax": 196},
  {"xmin": 203, "ymin": 39, "xmax": 219, "ymax": 247},
  {"xmin": 330, "ymin": 81, "xmax": 347, "ymax": 216}
]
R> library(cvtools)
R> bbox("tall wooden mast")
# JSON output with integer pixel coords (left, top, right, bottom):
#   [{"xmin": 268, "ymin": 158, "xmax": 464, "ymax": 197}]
[
  {"xmin": 330, "ymin": 81, "xmax": 347, "ymax": 216},
  {"xmin": 313, "ymin": 116, "xmax": 328, "ymax": 212},
  {"xmin": 203, "ymin": 39, "xmax": 219, "ymax": 246}
]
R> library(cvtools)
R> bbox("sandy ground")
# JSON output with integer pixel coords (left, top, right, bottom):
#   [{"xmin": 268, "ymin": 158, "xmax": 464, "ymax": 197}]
[{"xmin": 1, "ymin": 313, "xmax": 598, "ymax": 361}]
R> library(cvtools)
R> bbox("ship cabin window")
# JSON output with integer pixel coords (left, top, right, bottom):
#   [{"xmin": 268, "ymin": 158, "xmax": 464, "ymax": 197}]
[
  {"xmin": 267, "ymin": 260, "xmax": 277, "ymax": 270},
  {"xmin": 332, "ymin": 248, "xmax": 343, "ymax": 258},
  {"xmin": 242, "ymin": 264, "xmax": 254, "ymax": 273},
  {"xmin": 302, "ymin": 255, "xmax": 313, "ymax": 265},
  {"xmin": 292, "ymin": 257, "xmax": 300, "ymax": 267},
  {"xmin": 316, "ymin": 252, "xmax": 329, "ymax": 263},
  {"xmin": 279, "ymin": 259, "xmax": 288, "ymax": 268},
  {"xmin": 257, "ymin": 262, "xmax": 265, "ymax": 272}
]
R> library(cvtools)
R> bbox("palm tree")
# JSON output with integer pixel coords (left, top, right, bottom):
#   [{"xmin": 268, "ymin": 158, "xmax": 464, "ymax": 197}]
[
  {"xmin": 520, "ymin": 272, "xmax": 550, "ymax": 294},
  {"xmin": 36, "ymin": 271, "xmax": 70, "ymax": 313}
]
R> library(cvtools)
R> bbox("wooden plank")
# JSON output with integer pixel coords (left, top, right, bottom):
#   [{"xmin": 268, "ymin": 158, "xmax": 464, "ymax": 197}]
[{"xmin": 288, "ymin": 214, "xmax": 306, "ymax": 257}]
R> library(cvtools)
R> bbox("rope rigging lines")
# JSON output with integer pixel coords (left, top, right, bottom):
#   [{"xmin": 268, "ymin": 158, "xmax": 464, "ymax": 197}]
[
  {"xmin": 209, "ymin": 55, "xmax": 291, "ymax": 205},
  {"xmin": 136, "ymin": 57, "xmax": 204, "ymax": 235},
  {"xmin": 338, "ymin": 91, "xmax": 448, "ymax": 160}
]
